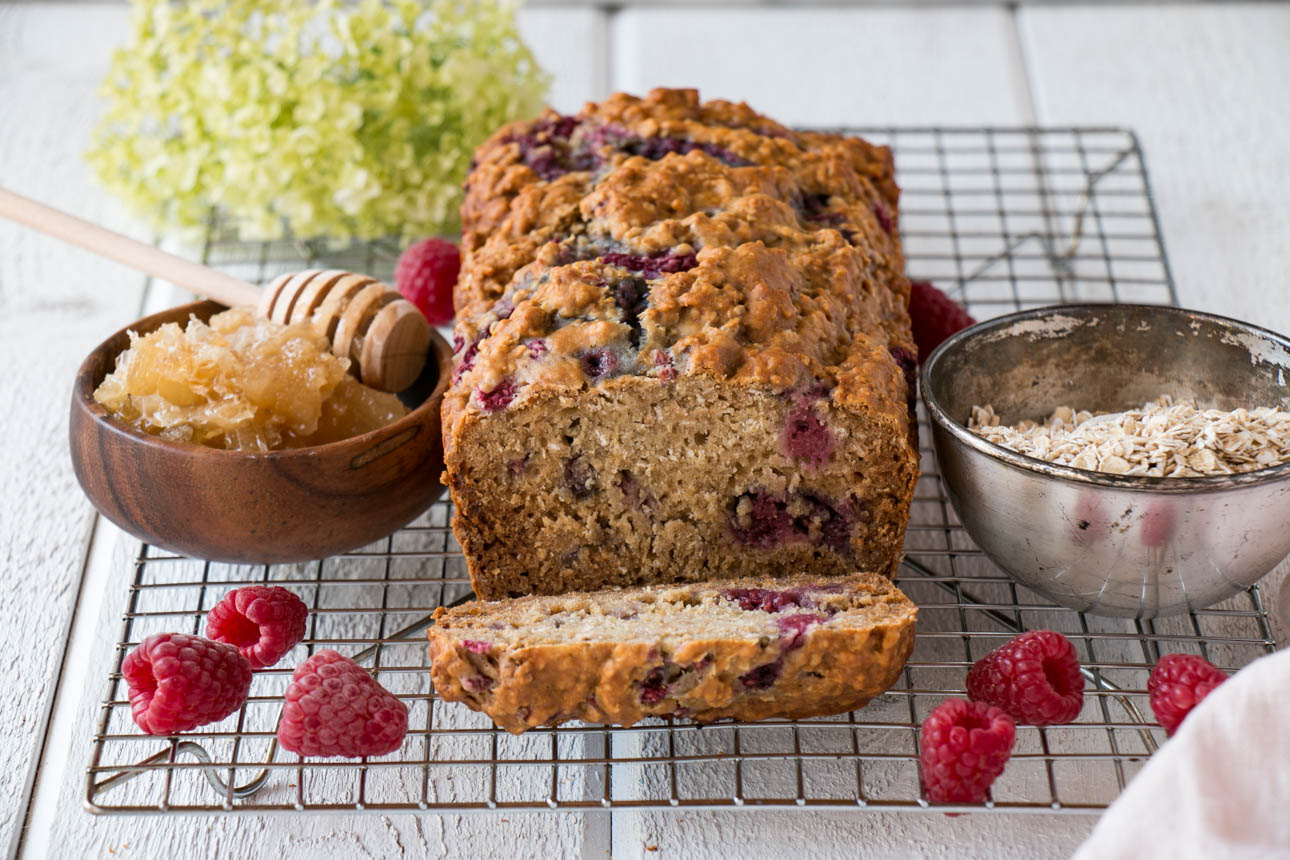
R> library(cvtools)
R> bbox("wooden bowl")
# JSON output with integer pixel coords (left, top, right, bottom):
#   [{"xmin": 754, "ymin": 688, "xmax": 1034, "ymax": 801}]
[{"xmin": 69, "ymin": 300, "xmax": 453, "ymax": 564}]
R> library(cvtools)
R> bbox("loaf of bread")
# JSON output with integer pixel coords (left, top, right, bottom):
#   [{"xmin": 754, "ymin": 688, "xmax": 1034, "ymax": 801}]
[
  {"xmin": 444, "ymin": 88, "xmax": 919, "ymax": 599},
  {"xmin": 428, "ymin": 572, "xmax": 916, "ymax": 733}
]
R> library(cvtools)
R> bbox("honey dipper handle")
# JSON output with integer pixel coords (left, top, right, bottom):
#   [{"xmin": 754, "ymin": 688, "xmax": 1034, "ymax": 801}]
[{"xmin": 0, "ymin": 186, "xmax": 261, "ymax": 307}]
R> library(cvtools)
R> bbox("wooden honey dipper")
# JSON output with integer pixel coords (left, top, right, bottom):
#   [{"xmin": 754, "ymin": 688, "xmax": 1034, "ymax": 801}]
[{"xmin": 0, "ymin": 186, "xmax": 431, "ymax": 392}]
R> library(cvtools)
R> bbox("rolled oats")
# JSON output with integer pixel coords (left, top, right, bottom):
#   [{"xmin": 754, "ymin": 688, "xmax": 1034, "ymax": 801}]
[{"xmin": 967, "ymin": 396, "xmax": 1290, "ymax": 477}]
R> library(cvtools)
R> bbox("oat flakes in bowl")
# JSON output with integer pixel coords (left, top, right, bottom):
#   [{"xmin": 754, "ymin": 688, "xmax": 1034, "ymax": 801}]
[{"xmin": 967, "ymin": 396, "xmax": 1290, "ymax": 478}]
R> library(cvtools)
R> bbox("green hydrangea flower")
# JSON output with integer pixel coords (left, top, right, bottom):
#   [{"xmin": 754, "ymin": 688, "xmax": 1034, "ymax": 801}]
[{"xmin": 87, "ymin": 0, "xmax": 549, "ymax": 242}]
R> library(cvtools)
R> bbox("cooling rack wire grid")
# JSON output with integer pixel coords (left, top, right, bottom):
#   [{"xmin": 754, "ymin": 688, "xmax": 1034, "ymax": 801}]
[{"xmin": 86, "ymin": 128, "xmax": 1277, "ymax": 815}]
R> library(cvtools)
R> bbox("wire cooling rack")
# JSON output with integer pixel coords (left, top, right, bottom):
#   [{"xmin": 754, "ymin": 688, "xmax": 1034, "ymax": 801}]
[{"xmin": 86, "ymin": 128, "xmax": 1278, "ymax": 815}]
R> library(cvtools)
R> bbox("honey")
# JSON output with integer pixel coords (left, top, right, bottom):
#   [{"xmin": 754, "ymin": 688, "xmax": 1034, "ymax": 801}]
[{"xmin": 94, "ymin": 307, "xmax": 409, "ymax": 451}]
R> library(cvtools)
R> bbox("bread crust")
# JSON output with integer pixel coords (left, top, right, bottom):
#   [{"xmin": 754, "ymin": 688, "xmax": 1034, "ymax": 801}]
[{"xmin": 428, "ymin": 572, "xmax": 916, "ymax": 734}]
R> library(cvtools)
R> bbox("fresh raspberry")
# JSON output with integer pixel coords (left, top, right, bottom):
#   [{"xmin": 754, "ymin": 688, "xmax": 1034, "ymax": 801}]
[
  {"xmin": 908, "ymin": 279, "xmax": 975, "ymax": 362},
  {"xmin": 278, "ymin": 650, "xmax": 408, "ymax": 758},
  {"xmin": 966, "ymin": 630, "xmax": 1085, "ymax": 725},
  {"xmin": 1148, "ymin": 653, "xmax": 1228, "ymax": 736},
  {"xmin": 394, "ymin": 237, "xmax": 460, "ymax": 325},
  {"xmin": 477, "ymin": 378, "xmax": 516, "ymax": 412},
  {"xmin": 123, "ymin": 633, "xmax": 253, "ymax": 735},
  {"xmin": 782, "ymin": 403, "xmax": 836, "ymax": 465},
  {"xmin": 205, "ymin": 586, "xmax": 309, "ymax": 670},
  {"xmin": 920, "ymin": 698, "xmax": 1015, "ymax": 804}
]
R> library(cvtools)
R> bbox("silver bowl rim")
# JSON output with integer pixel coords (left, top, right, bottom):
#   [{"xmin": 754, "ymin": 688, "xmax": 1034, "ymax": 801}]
[{"xmin": 919, "ymin": 302, "xmax": 1290, "ymax": 494}]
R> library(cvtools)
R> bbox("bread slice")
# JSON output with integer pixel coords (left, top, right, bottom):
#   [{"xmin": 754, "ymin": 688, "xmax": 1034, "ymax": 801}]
[{"xmin": 428, "ymin": 572, "xmax": 916, "ymax": 733}]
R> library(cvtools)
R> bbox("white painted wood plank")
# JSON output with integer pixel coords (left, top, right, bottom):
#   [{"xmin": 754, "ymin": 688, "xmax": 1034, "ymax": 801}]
[
  {"xmin": 0, "ymin": 6, "xmax": 150, "ymax": 857},
  {"xmin": 621, "ymin": 810, "xmax": 1094, "ymax": 860},
  {"xmin": 1019, "ymin": 3, "xmax": 1290, "ymax": 335},
  {"xmin": 520, "ymin": 7, "xmax": 611, "ymax": 112},
  {"xmin": 611, "ymin": 7, "xmax": 1031, "ymax": 125}
]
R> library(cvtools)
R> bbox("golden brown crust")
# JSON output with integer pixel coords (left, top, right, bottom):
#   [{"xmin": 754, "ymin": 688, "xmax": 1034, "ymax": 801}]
[
  {"xmin": 428, "ymin": 572, "xmax": 917, "ymax": 734},
  {"xmin": 450, "ymin": 88, "xmax": 912, "ymax": 409},
  {"xmin": 459, "ymin": 88, "xmax": 898, "ymax": 273}
]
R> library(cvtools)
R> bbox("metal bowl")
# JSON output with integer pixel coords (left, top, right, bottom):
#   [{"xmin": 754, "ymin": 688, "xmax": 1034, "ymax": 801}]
[{"xmin": 921, "ymin": 303, "xmax": 1290, "ymax": 618}]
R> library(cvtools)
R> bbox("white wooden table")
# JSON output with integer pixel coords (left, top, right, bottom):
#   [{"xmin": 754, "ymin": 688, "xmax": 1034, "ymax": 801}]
[{"xmin": 3, "ymin": 3, "xmax": 1289, "ymax": 858}]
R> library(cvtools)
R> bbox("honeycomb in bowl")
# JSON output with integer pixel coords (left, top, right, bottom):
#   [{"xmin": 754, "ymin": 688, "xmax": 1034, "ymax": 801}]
[{"xmin": 94, "ymin": 307, "xmax": 410, "ymax": 451}]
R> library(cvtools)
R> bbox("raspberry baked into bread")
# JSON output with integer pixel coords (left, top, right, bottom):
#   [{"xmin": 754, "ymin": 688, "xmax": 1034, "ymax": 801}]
[
  {"xmin": 445, "ymin": 88, "xmax": 919, "ymax": 599},
  {"xmin": 428, "ymin": 572, "xmax": 916, "ymax": 733}
]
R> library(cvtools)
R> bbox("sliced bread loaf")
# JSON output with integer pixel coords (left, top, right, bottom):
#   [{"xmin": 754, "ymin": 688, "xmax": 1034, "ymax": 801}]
[
  {"xmin": 428, "ymin": 572, "xmax": 916, "ymax": 733},
  {"xmin": 444, "ymin": 88, "xmax": 919, "ymax": 600}
]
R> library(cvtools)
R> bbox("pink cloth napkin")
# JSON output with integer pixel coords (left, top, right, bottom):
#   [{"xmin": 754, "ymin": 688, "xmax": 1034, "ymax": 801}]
[{"xmin": 1074, "ymin": 648, "xmax": 1290, "ymax": 859}]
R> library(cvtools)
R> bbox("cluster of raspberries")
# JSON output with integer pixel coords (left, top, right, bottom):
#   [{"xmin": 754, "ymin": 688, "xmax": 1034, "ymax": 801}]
[
  {"xmin": 123, "ymin": 586, "xmax": 408, "ymax": 758},
  {"xmin": 920, "ymin": 630, "xmax": 1227, "ymax": 804}
]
